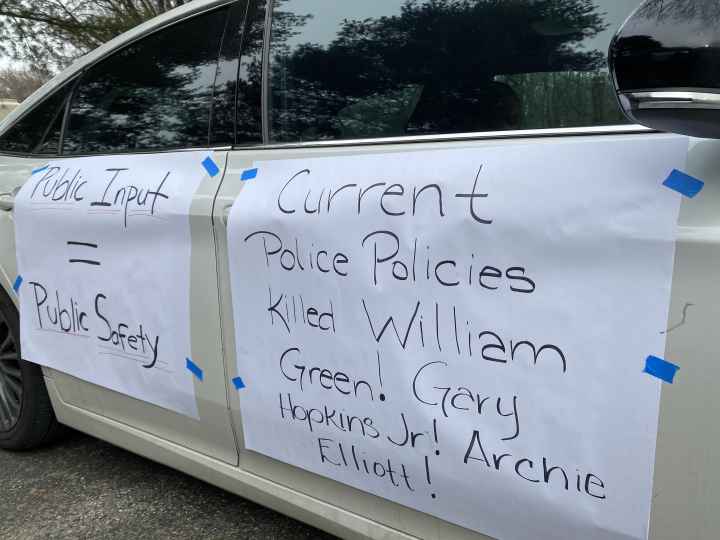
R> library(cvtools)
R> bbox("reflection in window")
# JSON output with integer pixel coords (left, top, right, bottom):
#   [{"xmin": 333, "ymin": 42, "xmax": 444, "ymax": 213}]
[
  {"xmin": 0, "ymin": 86, "xmax": 70, "ymax": 155},
  {"xmin": 268, "ymin": 0, "xmax": 642, "ymax": 143},
  {"xmin": 211, "ymin": 0, "xmax": 266, "ymax": 146},
  {"xmin": 64, "ymin": 8, "xmax": 229, "ymax": 155}
]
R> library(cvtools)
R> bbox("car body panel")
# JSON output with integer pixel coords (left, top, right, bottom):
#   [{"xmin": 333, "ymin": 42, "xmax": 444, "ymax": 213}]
[
  {"xmin": 0, "ymin": 156, "xmax": 46, "ymax": 294},
  {"xmin": 1, "ymin": 0, "xmax": 718, "ymax": 538},
  {"xmin": 1, "ymin": 148, "xmax": 239, "ymax": 464},
  {"xmin": 3, "ymin": 102, "xmax": 718, "ymax": 540},
  {"xmin": 213, "ymin": 148, "xmax": 483, "ymax": 540},
  {"xmin": 651, "ymin": 137, "xmax": 720, "ymax": 540},
  {"xmin": 0, "ymin": 0, "xmax": 243, "ymax": 465},
  {"xmin": 206, "ymin": 132, "xmax": 720, "ymax": 539}
]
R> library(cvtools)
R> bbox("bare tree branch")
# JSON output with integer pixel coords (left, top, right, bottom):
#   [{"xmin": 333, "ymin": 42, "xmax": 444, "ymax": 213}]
[{"xmin": 0, "ymin": 0, "xmax": 186, "ymax": 70}]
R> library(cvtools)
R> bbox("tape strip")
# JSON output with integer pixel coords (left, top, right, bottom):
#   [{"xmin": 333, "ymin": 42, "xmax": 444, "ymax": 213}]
[
  {"xmin": 663, "ymin": 169, "xmax": 704, "ymax": 198},
  {"xmin": 644, "ymin": 355, "xmax": 679, "ymax": 384},
  {"xmin": 202, "ymin": 156, "xmax": 220, "ymax": 177},
  {"xmin": 12, "ymin": 275, "xmax": 22, "ymax": 293},
  {"xmin": 241, "ymin": 168, "xmax": 258, "ymax": 181},
  {"xmin": 31, "ymin": 165, "xmax": 49, "ymax": 175},
  {"xmin": 186, "ymin": 358, "xmax": 204, "ymax": 381},
  {"xmin": 232, "ymin": 376, "xmax": 246, "ymax": 390}
]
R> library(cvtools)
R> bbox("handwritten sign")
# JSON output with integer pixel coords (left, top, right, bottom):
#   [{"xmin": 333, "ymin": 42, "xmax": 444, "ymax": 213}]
[
  {"xmin": 14, "ymin": 151, "xmax": 210, "ymax": 418},
  {"xmin": 228, "ymin": 136, "xmax": 688, "ymax": 540}
]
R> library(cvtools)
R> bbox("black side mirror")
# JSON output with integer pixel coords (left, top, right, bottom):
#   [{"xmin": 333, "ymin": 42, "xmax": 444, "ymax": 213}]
[{"xmin": 610, "ymin": 0, "xmax": 720, "ymax": 138}]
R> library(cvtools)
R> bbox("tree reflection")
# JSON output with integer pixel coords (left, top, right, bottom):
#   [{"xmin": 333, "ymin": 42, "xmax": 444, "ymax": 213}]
[
  {"xmin": 269, "ymin": 0, "xmax": 626, "ymax": 142},
  {"xmin": 635, "ymin": 0, "xmax": 720, "ymax": 22},
  {"xmin": 64, "ymin": 8, "xmax": 227, "ymax": 154}
]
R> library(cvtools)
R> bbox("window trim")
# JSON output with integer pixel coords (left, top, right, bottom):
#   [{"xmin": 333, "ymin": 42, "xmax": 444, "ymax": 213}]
[
  {"xmin": 32, "ymin": 93, "xmax": 68, "ymax": 155},
  {"xmin": 231, "ymin": 0, "xmax": 253, "ymax": 145},
  {"xmin": 0, "ymin": 124, "xmax": 652, "ymax": 159},
  {"xmin": 260, "ymin": 0, "xmax": 272, "ymax": 144},
  {"xmin": 57, "ymin": 77, "xmax": 82, "ymax": 155},
  {"xmin": 231, "ymin": 124, "xmax": 653, "ymax": 151},
  {"xmin": 207, "ymin": 4, "xmax": 238, "ymax": 146}
]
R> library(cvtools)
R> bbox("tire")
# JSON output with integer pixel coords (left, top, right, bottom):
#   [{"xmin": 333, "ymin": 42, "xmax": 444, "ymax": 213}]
[{"xmin": 0, "ymin": 285, "xmax": 64, "ymax": 450}]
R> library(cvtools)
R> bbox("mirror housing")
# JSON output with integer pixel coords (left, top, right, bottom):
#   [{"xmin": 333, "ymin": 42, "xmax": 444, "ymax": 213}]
[{"xmin": 610, "ymin": 0, "xmax": 720, "ymax": 138}]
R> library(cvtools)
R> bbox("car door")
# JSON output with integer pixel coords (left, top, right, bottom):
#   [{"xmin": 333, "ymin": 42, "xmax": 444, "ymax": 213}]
[
  {"xmin": 0, "ymin": 1, "xmax": 244, "ymax": 465},
  {"xmin": 213, "ymin": 1, "xmax": 720, "ymax": 539}
]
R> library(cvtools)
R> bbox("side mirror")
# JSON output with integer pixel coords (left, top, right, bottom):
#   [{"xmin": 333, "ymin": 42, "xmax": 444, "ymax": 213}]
[{"xmin": 610, "ymin": 0, "xmax": 720, "ymax": 138}]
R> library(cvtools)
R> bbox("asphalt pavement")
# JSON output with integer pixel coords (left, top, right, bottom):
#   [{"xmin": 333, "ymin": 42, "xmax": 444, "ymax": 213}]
[{"xmin": 0, "ymin": 430, "xmax": 337, "ymax": 540}]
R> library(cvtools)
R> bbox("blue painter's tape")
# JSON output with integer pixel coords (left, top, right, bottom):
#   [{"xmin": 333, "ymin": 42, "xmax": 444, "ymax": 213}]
[
  {"xmin": 644, "ymin": 355, "xmax": 679, "ymax": 384},
  {"xmin": 12, "ymin": 275, "xmax": 22, "ymax": 293},
  {"xmin": 186, "ymin": 358, "xmax": 204, "ymax": 381},
  {"xmin": 202, "ymin": 156, "xmax": 220, "ymax": 177},
  {"xmin": 663, "ymin": 169, "xmax": 704, "ymax": 198},
  {"xmin": 241, "ymin": 168, "xmax": 258, "ymax": 181},
  {"xmin": 232, "ymin": 376, "xmax": 246, "ymax": 390},
  {"xmin": 31, "ymin": 165, "xmax": 49, "ymax": 175}
]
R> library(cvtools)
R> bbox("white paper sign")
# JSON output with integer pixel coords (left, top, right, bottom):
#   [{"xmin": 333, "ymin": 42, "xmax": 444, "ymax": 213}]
[
  {"xmin": 228, "ymin": 136, "xmax": 688, "ymax": 540},
  {"xmin": 14, "ymin": 151, "xmax": 210, "ymax": 418}
]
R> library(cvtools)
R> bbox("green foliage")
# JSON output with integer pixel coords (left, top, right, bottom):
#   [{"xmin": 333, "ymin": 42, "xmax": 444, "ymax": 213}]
[{"xmin": 0, "ymin": 0, "xmax": 186, "ymax": 70}]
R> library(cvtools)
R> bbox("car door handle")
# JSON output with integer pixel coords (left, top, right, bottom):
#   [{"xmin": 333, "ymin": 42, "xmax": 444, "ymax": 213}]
[
  {"xmin": 0, "ymin": 193, "xmax": 14, "ymax": 211},
  {"xmin": 0, "ymin": 186, "xmax": 21, "ymax": 211}
]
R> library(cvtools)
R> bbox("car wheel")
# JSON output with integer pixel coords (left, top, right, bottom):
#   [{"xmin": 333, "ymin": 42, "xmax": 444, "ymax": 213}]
[{"xmin": 0, "ymin": 286, "xmax": 64, "ymax": 450}]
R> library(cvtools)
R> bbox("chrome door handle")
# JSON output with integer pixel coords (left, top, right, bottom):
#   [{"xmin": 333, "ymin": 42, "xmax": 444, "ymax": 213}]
[{"xmin": 0, "ymin": 193, "xmax": 14, "ymax": 211}]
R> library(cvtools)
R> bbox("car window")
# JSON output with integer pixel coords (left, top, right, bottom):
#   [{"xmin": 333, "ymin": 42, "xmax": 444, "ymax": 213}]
[
  {"xmin": 0, "ymin": 85, "xmax": 70, "ymax": 155},
  {"xmin": 267, "ymin": 0, "xmax": 643, "ymax": 143},
  {"xmin": 211, "ymin": 0, "xmax": 266, "ymax": 146},
  {"xmin": 64, "ymin": 7, "xmax": 229, "ymax": 155}
]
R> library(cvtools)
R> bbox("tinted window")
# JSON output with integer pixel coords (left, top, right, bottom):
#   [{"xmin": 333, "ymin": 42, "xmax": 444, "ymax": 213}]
[
  {"xmin": 0, "ymin": 86, "xmax": 70, "ymax": 155},
  {"xmin": 211, "ymin": 0, "xmax": 265, "ymax": 146},
  {"xmin": 34, "ymin": 97, "xmax": 67, "ymax": 155},
  {"xmin": 64, "ymin": 7, "xmax": 229, "ymax": 155},
  {"xmin": 268, "ymin": 0, "xmax": 643, "ymax": 143}
]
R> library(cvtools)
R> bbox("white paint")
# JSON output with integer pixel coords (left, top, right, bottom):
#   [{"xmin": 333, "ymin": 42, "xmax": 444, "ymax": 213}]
[
  {"xmin": 14, "ymin": 151, "xmax": 210, "ymax": 418},
  {"xmin": 228, "ymin": 135, "xmax": 688, "ymax": 540}
]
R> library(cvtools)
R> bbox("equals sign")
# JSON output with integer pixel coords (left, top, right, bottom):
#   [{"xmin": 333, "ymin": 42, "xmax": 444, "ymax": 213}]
[{"xmin": 67, "ymin": 241, "xmax": 100, "ymax": 266}]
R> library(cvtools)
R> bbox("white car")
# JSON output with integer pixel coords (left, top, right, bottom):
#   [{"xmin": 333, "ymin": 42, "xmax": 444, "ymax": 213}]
[{"xmin": 0, "ymin": 1, "xmax": 716, "ymax": 539}]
